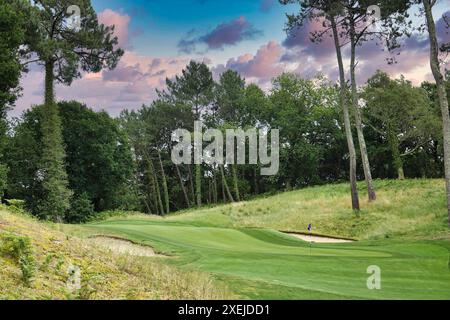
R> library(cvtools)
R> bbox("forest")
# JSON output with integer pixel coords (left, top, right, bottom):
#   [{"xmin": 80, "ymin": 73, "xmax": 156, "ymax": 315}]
[{"xmin": 0, "ymin": 0, "xmax": 448, "ymax": 223}]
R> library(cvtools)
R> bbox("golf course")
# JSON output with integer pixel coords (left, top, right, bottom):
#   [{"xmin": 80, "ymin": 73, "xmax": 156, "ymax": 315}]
[
  {"xmin": 2, "ymin": 179, "xmax": 450, "ymax": 299},
  {"xmin": 64, "ymin": 179, "xmax": 450, "ymax": 300}
]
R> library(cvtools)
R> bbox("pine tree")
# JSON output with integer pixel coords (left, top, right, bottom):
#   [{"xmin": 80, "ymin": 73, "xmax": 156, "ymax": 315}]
[{"xmin": 17, "ymin": 0, "xmax": 123, "ymax": 219}]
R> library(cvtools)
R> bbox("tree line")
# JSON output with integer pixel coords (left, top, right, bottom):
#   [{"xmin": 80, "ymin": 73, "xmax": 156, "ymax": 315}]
[{"xmin": 0, "ymin": 0, "xmax": 448, "ymax": 225}]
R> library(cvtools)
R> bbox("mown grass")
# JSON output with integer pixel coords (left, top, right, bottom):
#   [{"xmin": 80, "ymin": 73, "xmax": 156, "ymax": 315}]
[
  {"xmin": 81, "ymin": 220, "xmax": 450, "ymax": 299},
  {"xmin": 0, "ymin": 207, "xmax": 231, "ymax": 300},
  {"xmin": 69, "ymin": 179, "xmax": 450, "ymax": 299}
]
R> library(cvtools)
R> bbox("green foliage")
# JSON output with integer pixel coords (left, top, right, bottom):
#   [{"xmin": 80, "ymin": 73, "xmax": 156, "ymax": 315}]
[
  {"xmin": 0, "ymin": 0, "xmax": 25, "ymax": 114},
  {"xmin": 6, "ymin": 101, "xmax": 134, "ymax": 221},
  {"xmin": 0, "ymin": 164, "xmax": 7, "ymax": 200},
  {"xmin": 5, "ymin": 199, "xmax": 25, "ymax": 209},
  {"xmin": 215, "ymin": 70, "xmax": 246, "ymax": 124},
  {"xmin": 268, "ymin": 73, "xmax": 346, "ymax": 187},
  {"xmin": 20, "ymin": 0, "xmax": 123, "ymax": 88},
  {"xmin": 0, "ymin": 1, "xmax": 26, "ymax": 203},
  {"xmin": 363, "ymin": 71, "xmax": 441, "ymax": 178},
  {"xmin": 5, "ymin": 0, "xmax": 124, "ymax": 222},
  {"xmin": 164, "ymin": 61, "xmax": 214, "ymax": 119},
  {"xmin": 0, "ymin": 233, "xmax": 35, "ymax": 285},
  {"xmin": 59, "ymin": 101, "xmax": 134, "ymax": 212},
  {"xmin": 35, "ymin": 103, "xmax": 73, "ymax": 222},
  {"xmin": 66, "ymin": 193, "xmax": 95, "ymax": 224}
]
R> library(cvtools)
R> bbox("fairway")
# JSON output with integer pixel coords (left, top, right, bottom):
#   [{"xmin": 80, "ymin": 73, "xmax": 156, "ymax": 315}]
[{"xmin": 85, "ymin": 219, "xmax": 450, "ymax": 299}]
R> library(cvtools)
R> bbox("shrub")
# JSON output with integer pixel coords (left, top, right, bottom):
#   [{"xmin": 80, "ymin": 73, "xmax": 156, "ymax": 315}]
[
  {"xmin": 5, "ymin": 199, "xmax": 26, "ymax": 209},
  {"xmin": 86, "ymin": 210, "xmax": 142, "ymax": 223},
  {"xmin": 0, "ymin": 233, "xmax": 35, "ymax": 285},
  {"xmin": 0, "ymin": 164, "xmax": 8, "ymax": 200},
  {"xmin": 65, "ymin": 193, "xmax": 95, "ymax": 223}
]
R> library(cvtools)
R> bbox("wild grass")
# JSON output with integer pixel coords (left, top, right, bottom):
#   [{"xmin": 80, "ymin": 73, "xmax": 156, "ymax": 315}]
[
  {"xmin": 110, "ymin": 179, "xmax": 448, "ymax": 240},
  {"xmin": 0, "ymin": 207, "xmax": 232, "ymax": 300}
]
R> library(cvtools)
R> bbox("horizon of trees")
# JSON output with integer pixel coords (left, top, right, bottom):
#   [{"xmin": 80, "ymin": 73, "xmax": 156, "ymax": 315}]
[{"xmin": 3, "ymin": 64, "xmax": 447, "ymax": 221}]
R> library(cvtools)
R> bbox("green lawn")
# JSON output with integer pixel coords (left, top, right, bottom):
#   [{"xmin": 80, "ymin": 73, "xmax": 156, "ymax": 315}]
[{"xmin": 75, "ymin": 179, "xmax": 450, "ymax": 299}]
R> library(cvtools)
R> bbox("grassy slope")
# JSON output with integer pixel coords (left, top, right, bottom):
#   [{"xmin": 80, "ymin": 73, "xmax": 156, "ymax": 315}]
[
  {"xmin": 0, "ymin": 207, "xmax": 230, "ymax": 300},
  {"xmin": 74, "ymin": 179, "xmax": 450, "ymax": 300},
  {"xmin": 134, "ymin": 179, "xmax": 449, "ymax": 240}
]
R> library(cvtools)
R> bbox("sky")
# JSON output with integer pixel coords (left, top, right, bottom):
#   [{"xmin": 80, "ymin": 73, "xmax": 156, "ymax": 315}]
[{"xmin": 12, "ymin": 0, "xmax": 450, "ymax": 117}]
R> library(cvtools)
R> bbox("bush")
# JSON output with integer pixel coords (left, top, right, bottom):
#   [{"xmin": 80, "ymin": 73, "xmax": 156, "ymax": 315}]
[
  {"xmin": 86, "ymin": 210, "xmax": 136, "ymax": 222},
  {"xmin": 5, "ymin": 199, "xmax": 26, "ymax": 208},
  {"xmin": 0, "ymin": 164, "xmax": 8, "ymax": 200},
  {"xmin": 65, "ymin": 193, "xmax": 95, "ymax": 223},
  {"xmin": 0, "ymin": 233, "xmax": 35, "ymax": 285}
]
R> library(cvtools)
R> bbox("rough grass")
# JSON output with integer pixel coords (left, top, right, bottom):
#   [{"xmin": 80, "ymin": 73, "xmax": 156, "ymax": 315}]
[{"xmin": 0, "ymin": 207, "xmax": 231, "ymax": 300}]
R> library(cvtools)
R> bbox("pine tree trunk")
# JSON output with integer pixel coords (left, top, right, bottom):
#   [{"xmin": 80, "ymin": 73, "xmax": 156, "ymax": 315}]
[
  {"xmin": 148, "ymin": 157, "xmax": 164, "ymax": 215},
  {"xmin": 388, "ymin": 128, "xmax": 405, "ymax": 180},
  {"xmin": 221, "ymin": 174, "xmax": 226, "ymax": 202},
  {"xmin": 423, "ymin": 0, "xmax": 450, "ymax": 227},
  {"xmin": 331, "ymin": 16, "xmax": 360, "ymax": 211},
  {"xmin": 38, "ymin": 60, "xmax": 72, "ymax": 221},
  {"xmin": 188, "ymin": 164, "xmax": 195, "ymax": 204},
  {"xmin": 232, "ymin": 164, "xmax": 240, "ymax": 201},
  {"xmin": 212, "ymin": 169, "xmax": 218, "ymax": 204},
  {"xmin": 220, "ymin": 165, "xmax": 234, "ymax": 202},
  {"xmin": 158, "ymin": 151, "xmax": 170, "ymax": 214},
  {"xmin": 175, "ymin": 164, "xmax": 191, "ymax": 207},
  {"xmin": 143, "ymin": 152, "xmax": 158, "ymax": 214},
  {"xmin": 349, "ymin": 19, "xmax": 376, "ymax": 202},
  {"xmin": 45, "ymin": 61, "xmax": 55, "ymax": 106},
  {"xmin": 208, "ymin": 179, "xmax": 212, "ymax": 204},
  {"xmin": 254, "ymin": 167, "xmax": 259, "ymax": 194},
  {"xmin": 195, "ymin": 164, "xmax": 202, "ymax": 206}
]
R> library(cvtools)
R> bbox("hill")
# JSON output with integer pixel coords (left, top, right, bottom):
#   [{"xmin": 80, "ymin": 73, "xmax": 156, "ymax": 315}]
[
  {"xmin": 0, "ymin": 207, "xmax": 230, "ymax": 299},
  {"xmin": 89, "ymin": 179, "xmax": 450, "ymax": 241}
]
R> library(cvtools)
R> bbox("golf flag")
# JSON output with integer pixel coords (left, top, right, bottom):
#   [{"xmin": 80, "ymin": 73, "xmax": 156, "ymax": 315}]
[{"xmin": 308, "ymin": 224, "xmax": 312, "ymax": 232}]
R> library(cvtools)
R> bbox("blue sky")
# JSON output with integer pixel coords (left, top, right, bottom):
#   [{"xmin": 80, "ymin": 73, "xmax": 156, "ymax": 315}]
[
  {"xmin": 13, "ymin": 0, "xmax": 450, "ymax": 116},
  {"xmin": 91, "ymin": 0, "xmax": 295, "ymax": 63}
]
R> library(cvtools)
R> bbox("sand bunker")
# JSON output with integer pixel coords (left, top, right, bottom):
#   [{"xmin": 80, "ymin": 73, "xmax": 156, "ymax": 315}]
[
  {"xmin": 284, "ymin": 232, "xmax": 354, "ymax": 243},
  {"xmin": 89, "ymin": 236, "xmax": 165, "ymax": 257}
]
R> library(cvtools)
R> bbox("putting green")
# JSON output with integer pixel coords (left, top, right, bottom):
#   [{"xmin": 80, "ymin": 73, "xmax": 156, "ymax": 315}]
[{"xmin": 87, "ymin": 219, "xmax": 450, "ymax": 299}]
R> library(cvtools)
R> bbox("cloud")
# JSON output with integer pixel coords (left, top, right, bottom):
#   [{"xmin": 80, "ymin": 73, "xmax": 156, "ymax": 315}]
[
  {"xmin": 279, "ymin": 13, "xmax": 449, "ymax": 86},
  {"xmin": 282, "ymin": 18, "xmax": 338, "ymax": 65},
  {"xmin": 213, "ymin": 41, "xmax": 284, "ymax": 84},
  {"xmin": 14, "ymin": 49, "xmax": 191, "ymax": 117},
  {"xmin": 98, "ymin": 9, "xmax": 131, "ymax": 49},
  {"xmin": 12, "ymin": 7, "xmax": 446, "ymax": 118},
  {"xmin": 178, "ymin": 16, "xmax": 263, "ymax": 53},
  {"xmin": 437, "ymin": 11, "xmax": 450, "ymax": 45}
]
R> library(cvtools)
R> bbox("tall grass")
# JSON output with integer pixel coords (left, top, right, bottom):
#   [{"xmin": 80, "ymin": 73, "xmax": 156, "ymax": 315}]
[{"xmin": 0, "ymin": 207, "xmax": 232, "ymax": 300}]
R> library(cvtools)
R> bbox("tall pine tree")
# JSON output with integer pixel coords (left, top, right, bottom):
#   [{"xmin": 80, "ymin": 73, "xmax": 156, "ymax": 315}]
[{"xmin": 17, "ymin": 0, "xmax": 123, "ymax": 220}]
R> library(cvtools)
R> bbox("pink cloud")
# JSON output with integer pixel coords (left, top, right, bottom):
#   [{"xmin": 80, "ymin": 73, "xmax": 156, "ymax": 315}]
[
  {"xmin": 215, "ymin": 41, "xmax": 284, "ymax": 83},
  {"xmin": 98, "ymin": 9, "xmax": 131, "ymax": 48}
]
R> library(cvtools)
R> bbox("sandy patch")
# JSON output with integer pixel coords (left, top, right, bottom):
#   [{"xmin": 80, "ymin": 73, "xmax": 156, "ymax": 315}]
[
  {"xmin": 89, "ymin": 236, "xmax": 165, "ymax": 257},
  {"xmin": 284, "ymin": 232, "xmax": 354, "ymax": 243}
]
